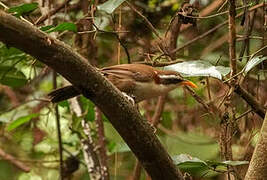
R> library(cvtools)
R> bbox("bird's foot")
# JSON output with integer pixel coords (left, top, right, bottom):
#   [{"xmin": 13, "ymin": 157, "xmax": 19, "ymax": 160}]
[
  {"xmin": 149, "ymin": 123, "xmax": 157, "ymax": 133},
  {"xmin": 122, "ymin": 92, "xmax": 135, "ymax": 105}
]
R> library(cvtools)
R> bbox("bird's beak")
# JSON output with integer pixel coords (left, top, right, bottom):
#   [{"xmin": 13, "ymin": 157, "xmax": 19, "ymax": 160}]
[{"xmin": 181, "ymin": 80, "xmax": 198, "ymax": 88}]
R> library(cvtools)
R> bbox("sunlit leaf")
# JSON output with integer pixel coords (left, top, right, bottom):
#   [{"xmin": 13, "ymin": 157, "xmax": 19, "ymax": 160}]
[
  {"xmin": 46, "ymin": 22, "xmax": 77, "ymax": 33},
  {"xmin": 98, "ymin": 0, "xmax": 126, "ymax": 14},
  {"xmin": 8, "ymin": 3, "xmax": 38, "ymax": 17},
  {"xmin": 0, "ymin": 66, "xmax": 27, "ymax": 87},
  {"xmin": 243, "ymin": 55, "xmax": 267, "ymax": 74},
  {"xmin": 6, "ymin": 113, "xmax": 39, "ymax": 131},
  {"xmin": 164, "ymin": 61, "xmax": 230, "ymax": 80}
]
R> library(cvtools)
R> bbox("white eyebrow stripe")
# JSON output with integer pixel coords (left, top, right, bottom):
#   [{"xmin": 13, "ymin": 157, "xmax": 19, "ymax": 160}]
[{"xmin": 158, "ymin": 75, "xmax": 179, "ymax": 79}]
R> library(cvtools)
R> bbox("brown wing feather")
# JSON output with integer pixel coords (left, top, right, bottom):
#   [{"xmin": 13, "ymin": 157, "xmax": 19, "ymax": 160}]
[{"xmin": 101, "ymin": 64, "xmax": 156, "ymax": 82}]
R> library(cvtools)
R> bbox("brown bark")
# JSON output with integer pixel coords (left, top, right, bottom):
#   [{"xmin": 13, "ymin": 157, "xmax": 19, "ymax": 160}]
[
  {"xmin": 0, "ymin": 10, "xmax": 183, "ymax": 180},
  {"xmin": 245, "ymin": 113, "xmax": 267, "ymax": 179}
]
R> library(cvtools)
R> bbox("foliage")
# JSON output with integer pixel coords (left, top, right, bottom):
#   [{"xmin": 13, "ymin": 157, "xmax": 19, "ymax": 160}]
[{"xmin": 8, "ymin": 2, "xmax": 38, "ymax": 17}]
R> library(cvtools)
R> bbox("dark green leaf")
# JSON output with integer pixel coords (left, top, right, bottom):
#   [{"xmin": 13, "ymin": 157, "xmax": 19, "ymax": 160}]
[
  {"xmin": 243, "ymin": 56, "xmax": 267, "ymax": 74},
  {"xmin": 6, "ymin": 113, "xmax": 39, "ymax": 131},
  {"xmin": 8, "ymin": 3, "xmax": 38, "ymax": 17},
  {"xmin": 46, "ymin": 22, "xmax": 77, "ymax": 33},
  {"xmin": 98, "ymin": 0, "xmax": 126, "ymax": 14},
  {"xmin": 164, "ymin": 60, "xmax": 230, "ymax": 80},
  {"xmin": 0, "ymin": 66, "xmax": 27, "ymax": 87}
]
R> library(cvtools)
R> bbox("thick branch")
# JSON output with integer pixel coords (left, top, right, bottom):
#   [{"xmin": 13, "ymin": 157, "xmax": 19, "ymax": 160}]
[{"xmin": 0, "ymin": 11, "xmax": 183, "ymax": 180}]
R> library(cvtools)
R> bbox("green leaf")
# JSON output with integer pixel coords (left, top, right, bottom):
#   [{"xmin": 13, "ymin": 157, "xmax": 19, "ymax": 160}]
[
  {"xmin": 6, "ymin": 113, "xmax": 39, "ymax": 131},
  {"xmin": 8, "ymin": 3, "xmax": 38, "ymax": 17},
  {"xmin": 243, "ymin": 55, "xmax": 267, "ymax": 74},
  {"xmin": 173, "ymin": 154, "xmax": 248, "ymax": 177},
  {"xmin": 46, "ymin": 22, "xmax": 77, "ymax": 33},
  {"xmin": 173, "ymin": 154, "xmax": 207, "ymax": 167},
  {"xmin": 98, "ymin": 0, "xmax": 126, "ymax": 14},
  {"xmin": 0, "ymin": 66, "xmax": 27, "ymax": 87},
  {"xmin": 164, "ymin": 60, "xmax": 230, "ymax": 80}
]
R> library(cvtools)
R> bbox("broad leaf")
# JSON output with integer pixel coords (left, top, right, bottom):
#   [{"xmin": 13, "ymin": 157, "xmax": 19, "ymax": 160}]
[
  {"xmin": 0, "ymin": 66, "xmax": 27, "ymax": 87},
  {"xmin": 46, "ymin": 22, "xmax": 77, "ymax": 33},
  {"xmin": 6, "ymin": 113, "xmax": 39, "ymax": 131},
  {"xmin": 173, "ymin": 154, "xmax": 248, "ymax": 177},
  {"xmin": 164, "ymin": 60, "xmax": 230, "ymax": 80},
  {"xmin": 8, "ymin": 3, "xmax": 38, "ymax": 17},
  {"xmin": 98, "ymin": 0, "xmax": 126, "ymax": 14},
  {"xmin": 243, "ymin": 55, "xmax": 267, "ymax": 74}
]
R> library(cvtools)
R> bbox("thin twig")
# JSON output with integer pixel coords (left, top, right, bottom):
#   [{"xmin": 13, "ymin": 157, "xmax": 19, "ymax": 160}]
[
  {"xmin": 234, "ymin": 85, "xmax": 266, "ymax": 119},
  {"xmin": 35, "ymin": 0, "xmax": 72, "ymax": 25},
  {"xmin": 53, "ymin": 71, "xmax": 64, "ymax": 180},
  {"xmin": 170, "ymin": 3, "xmax": 264, "ymax": 55},
  {"xmin": 95, "ymin": 107, "xmax": 109, "ymax": 180},
  {"xmin": 0, "ymin": 147, "xmax": 31, "ymax": 172},
  {"xmin": 126, "ymin": 1, "xmax": 162, "ymax": 41}
]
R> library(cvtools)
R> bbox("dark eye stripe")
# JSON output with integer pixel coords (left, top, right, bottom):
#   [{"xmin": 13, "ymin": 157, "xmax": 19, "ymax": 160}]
[{"xmin": 159, "ymin": 77, "xmax": 184, "ymax": 85}]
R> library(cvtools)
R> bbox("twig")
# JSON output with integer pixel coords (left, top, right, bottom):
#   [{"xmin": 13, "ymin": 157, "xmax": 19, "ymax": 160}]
[
  {"xmin": 185, "ymin": 86, "xmax": 214, "ymax": 115},
  {"xmin": 228, "ymin": 0, "xmax": 237, "ymax": 77},
  {"xmin": 53, "ymin": 71, "xmax": 64, "ymax": 180},
  {"xmin": 35, "ymin": 0, "xmax": 72, "ymax": 25},
  {"xmin": 92, "ymin": 23, "xmax": 131, "ymax": 64},
  {"xmin": 0, "ymin": 147, "xmax": 31, "ymax": 172},
  {"xmin": 235, "ymin": 109, "xmax": 253, "ymax": 121},
  {"xmin": 234, "ymin": 85, "xmax": 266, "ymax": 119},
  {"xmin": 176, "ymin": 3, "xmax": 252, "ymax": 19},
  {"xmin": 126, "ymin": 1, "xmax": 162, "ymax": 41},
  {"xmin": 151, "ymin": 96, "xmax": 166, "ymax": 126},
  {"xmin": 170, "ymin": 3, "xmax": 264, "ymax": 55},
  {"xmin": 95, "ymin": 107, "xmax": 109, "ymax": 180}
]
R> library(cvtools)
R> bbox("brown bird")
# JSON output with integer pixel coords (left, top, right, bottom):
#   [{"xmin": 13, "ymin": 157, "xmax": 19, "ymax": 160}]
[{"xmin": 48, "ymin": 64, "xmax": 197, "ymax": 103}]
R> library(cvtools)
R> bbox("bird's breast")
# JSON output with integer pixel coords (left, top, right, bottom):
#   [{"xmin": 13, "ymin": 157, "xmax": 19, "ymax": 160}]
[{"xmin": 132, "ymin": 81, "xmax": 178, "ymax": 102}]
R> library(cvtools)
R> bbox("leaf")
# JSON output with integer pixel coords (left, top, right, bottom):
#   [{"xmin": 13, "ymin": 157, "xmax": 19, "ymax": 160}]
[
  {"xmin": 6, "ymin": 113, "xmax": 39, "ymax": 131},
  {"xmin": 98, "ymin": 0, "xmax": 126, "ymax": 14},
  {"xmin": 164, "ymin": 60, "xmax": 230, "ymax": 80},
  {"xmin": 173, "ymin": 154, "xmax": 207, "ymax": 167},
  {"xmin": 243, "ymin": 55, "xmax": 267, "ymax": 74},
  {"xmin": 46, "ymin": 22, "xmax": 77, "ymax": 33},
  {"xmin": 0, "ymin": 66, "xmax": 27, "ymax": 87},
  {"xmin": 8, "ymin": 3, "xmax": 38, "ymax": 17},
  {"xmin": 173, "ymin": 154, "xmax": 248, "ymax": 177}
]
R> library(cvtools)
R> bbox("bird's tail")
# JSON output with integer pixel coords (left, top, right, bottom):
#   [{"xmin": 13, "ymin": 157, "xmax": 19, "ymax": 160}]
[{"xmin": 48, "ymin": 85, "xmax": 80, "ymax": 103}]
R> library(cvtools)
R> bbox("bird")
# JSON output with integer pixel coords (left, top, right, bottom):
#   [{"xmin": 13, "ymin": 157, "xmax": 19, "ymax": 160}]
[{"xmin": 48, "ymin": 63, "xmax": 197, "ymax": 103}]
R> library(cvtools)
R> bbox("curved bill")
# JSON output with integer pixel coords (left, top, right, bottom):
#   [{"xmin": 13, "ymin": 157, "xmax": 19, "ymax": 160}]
[{"xmin": 181, "ymin": 80, "xmax": 198, "ymax": 88}]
